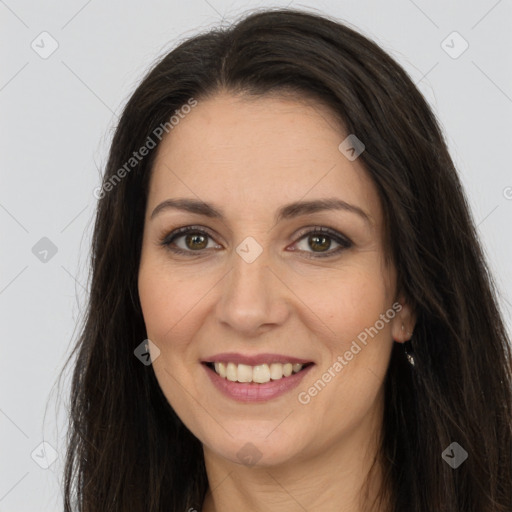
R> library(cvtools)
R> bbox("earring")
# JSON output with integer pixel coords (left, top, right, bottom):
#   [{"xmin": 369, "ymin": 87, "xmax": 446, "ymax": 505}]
[{"xmin": 402, "ymin": 323, "xmax": 415, "ymax": 367}]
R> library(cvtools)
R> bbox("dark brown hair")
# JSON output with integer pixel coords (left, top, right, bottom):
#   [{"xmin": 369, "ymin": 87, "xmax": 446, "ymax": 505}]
[{"xmin": 61, "ymin": 7, "xmax": 512, "ymax": 511}]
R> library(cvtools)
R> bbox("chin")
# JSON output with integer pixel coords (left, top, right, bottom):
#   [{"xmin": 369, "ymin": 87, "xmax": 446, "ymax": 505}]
[
  {"xmin": 209, "ymin": 440, "xmax": 297, "ymax": 468},
  {"xmin": 200, "ymin": 424, "xmax": 307, "ymax": 469}
]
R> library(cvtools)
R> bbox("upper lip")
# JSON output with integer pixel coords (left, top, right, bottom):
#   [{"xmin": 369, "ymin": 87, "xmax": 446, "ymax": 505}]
[{"xmin": 202, "ymin": 352, "xmax": 313, "ymax": 366}]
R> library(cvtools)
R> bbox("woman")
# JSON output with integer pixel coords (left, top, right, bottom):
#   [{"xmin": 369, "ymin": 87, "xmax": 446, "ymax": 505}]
[{"xmin": 62, "ymin": 7, "xmax": 512, "ymax": 512}]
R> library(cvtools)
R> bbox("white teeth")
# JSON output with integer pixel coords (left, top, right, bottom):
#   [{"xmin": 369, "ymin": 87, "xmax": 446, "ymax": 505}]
[
  {"xmin": 253, "ymin": 364, "xmax": 270, "ymax": 383},
  {"xmin": 217, "ymin": 362, "xmax": 227, "ymax": 378},
  {"xmin": 211, "ymin": 361, "xmax": 305, "ymax": 383},
  {"xmin": 269, "ymin": 363, "xmax": 282, "ymax": 380},
  {"xmin": 237, "ymin": 364, "xmax": 253, "ymax": 382},
  {"xmin": 226, "ymin": 362, "xmax": 237, "ymax": 382}
]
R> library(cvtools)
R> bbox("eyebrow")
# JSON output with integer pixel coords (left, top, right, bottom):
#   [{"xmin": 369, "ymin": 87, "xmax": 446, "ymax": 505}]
[{"xmin": 150, "ymin": 197, "xmax": 373, "ymax": 226}]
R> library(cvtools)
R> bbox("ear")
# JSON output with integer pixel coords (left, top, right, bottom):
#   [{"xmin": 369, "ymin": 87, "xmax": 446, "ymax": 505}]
[{"xmin": 390, "ymin": 295, "xmax": 416, "ymax": 343}]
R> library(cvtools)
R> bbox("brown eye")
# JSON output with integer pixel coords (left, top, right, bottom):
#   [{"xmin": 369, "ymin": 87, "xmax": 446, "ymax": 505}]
[
  {"xmin": 292, "ymin": 227, "xmax": 352, "ymax": 258},
  {"xmin": 184, "ymin": 232, "xmax": 208, "ymax": 250},
  {"xmin": 161, "ymin": 226, "xmax": 220, "ymax": 255},
  {"xmin": 308, "ymin": 234, "xmax": 332, "ymax": 252},
  {"xmin": 161, "ymin": 225, "xmax": 352, "ymax": 259}
]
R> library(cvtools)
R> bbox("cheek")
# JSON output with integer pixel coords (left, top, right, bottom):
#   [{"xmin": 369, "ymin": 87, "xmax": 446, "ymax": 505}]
[
  {"xmin": 346, "ymin": 278, "xmax": 392, "ymax": 339},
  {"xmin": 138, "ymin": 259, "xmax": 203, "ymax": 349},
  {"xmin": 282, "ymin": 272, "xmax": 393, "ymax": 458},
  {"xmin": 296, "ymin": 264, "xmax": 394, "ymax": 405},
  {"xmin": 138, "ymin": 265, "xmax": 172, "ymax": 340},
  {"xmin": 295, "ymin": 262, "xmax": 392, "ymax": 348},
  {"xmin": 138, "ymin": 260, "xmax": 204, "ymax": 420}
]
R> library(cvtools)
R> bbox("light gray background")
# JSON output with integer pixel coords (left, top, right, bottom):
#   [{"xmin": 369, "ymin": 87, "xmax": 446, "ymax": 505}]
[{"xmin": 1, "ymin": 1, "xmax": 511, "ymax": 510}]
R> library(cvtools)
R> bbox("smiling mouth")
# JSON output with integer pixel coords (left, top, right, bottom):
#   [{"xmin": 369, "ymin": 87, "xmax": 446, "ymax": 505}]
[{"xmin": 203, "ymin": 361, "xmax": 314, "ymax": 384}]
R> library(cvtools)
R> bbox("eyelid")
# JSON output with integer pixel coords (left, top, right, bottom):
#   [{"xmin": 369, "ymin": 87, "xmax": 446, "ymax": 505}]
[{"xmin": 293, "ymin": 225, "xmax": 351, "ymax": 244}]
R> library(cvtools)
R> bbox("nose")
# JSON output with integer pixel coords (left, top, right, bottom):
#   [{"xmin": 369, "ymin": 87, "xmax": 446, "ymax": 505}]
[{"xmin": 215, "ymin": 248, "xmax": 290, "ymax": 336}]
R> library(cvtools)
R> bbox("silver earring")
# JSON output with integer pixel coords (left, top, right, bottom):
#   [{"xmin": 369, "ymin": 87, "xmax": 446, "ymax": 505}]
[{"xmin": 402, "ymin": 323, "xmax": 415, "ymax": 367}]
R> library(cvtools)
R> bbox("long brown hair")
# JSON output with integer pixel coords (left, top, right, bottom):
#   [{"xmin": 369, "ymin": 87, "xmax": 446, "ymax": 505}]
[{"xmin": 61, "ymin": 7, "xmax": 512, "ymax": 511}]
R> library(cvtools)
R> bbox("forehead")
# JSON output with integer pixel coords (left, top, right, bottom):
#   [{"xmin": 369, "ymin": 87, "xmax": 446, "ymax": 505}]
[{"xmin": 148, "ymin": 92, "xmax": 381, "ymax": 228}]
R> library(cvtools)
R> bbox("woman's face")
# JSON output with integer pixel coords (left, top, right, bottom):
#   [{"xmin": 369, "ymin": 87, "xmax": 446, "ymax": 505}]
[{"xmin": 138, "ymin": 92, "xmax": 413, "ymax": 468}]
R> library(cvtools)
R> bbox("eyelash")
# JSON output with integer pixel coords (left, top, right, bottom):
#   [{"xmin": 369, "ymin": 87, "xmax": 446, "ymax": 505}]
[{"xmin": 159, "ymin": 225, "xmax": 353, "ymax": 259}]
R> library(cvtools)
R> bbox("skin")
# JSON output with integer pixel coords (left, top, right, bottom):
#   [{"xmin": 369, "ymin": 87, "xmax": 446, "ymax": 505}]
[{"xmin": 137, "ymin": 91, "xmax": 416, "ymax": 512}]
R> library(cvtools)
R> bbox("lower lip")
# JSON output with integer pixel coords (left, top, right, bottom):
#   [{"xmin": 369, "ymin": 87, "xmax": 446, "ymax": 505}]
[{"xmin": 203, "ymin": 363, "xmax": 314, "ymax": 402}]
